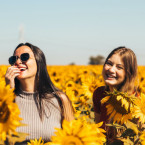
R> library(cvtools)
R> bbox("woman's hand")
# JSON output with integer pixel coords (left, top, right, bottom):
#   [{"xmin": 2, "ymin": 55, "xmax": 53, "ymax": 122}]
[{"xmin": 5, "ymin": 66, "xmax": 20, "ymax": 88}]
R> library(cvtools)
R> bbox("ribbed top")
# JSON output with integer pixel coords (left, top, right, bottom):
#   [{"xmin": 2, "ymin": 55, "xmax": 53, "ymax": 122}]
[{"xmin": 15, "ymin": 89, "xmax": 61, "ymax": 142}]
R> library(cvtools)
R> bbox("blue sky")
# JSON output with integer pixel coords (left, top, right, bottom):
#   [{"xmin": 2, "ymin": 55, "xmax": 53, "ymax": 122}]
[{"xmin": 0, "ymin": 0, "xmax": 145, "ymax": 65}]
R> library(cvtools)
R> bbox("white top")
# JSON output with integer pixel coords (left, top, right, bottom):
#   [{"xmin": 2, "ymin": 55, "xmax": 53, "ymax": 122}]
[{"xmin": 15, "ymin": 89, "xmax": 61, "ymax": 142}]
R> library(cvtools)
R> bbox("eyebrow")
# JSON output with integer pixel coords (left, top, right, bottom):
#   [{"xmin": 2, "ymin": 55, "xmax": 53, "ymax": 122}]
[
  {"xmin": 107, "ymin": 59, "xmax": 124, "ymax": 66},
  {"xmin": 117, "ymin": 64, "xmax": 124, "ymax": 67}
]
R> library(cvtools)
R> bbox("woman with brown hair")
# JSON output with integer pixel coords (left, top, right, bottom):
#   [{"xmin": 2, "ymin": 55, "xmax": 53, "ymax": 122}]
[
  {"xmin": 93, "ymin": 46, "xmax": 138, "ymax": 143},
  {"xmin": 5, "ymin": 43, "xmax": 74, "ymax": 143}
]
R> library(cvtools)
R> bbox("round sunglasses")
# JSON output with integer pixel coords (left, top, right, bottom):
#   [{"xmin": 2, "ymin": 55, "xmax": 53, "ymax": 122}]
[{"xmin": 9, "ymin": 53, "xmax": 30, "ymax": 65}]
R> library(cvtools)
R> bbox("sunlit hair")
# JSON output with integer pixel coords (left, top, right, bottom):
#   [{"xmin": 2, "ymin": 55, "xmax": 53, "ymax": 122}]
[
  {"xmin": 103, "ymin": 46, "xmax": 138, "ymax": 94},
  {"xmin": 13, "ymin": 43, "xmax": 68, "ymax": 121}
]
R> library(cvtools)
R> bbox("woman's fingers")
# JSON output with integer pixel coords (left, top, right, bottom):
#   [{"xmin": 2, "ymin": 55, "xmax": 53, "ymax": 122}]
[
  {"xmin": 5, "ymin": 66, "xmax": 20, "ymax": 88},
  {"xmin": 9, "ymin": 73, "xmax": 20, "ymax": 89},
  {"xmin": 8, "ymin": 69, "xmax": 20, "ymax": 78},
  {"xmin": 6, "ymin": 66, "xmax": 20, "ymax": 75},
  {"xmin": 5, "ymin": 67, "xmax": 20, "ymax": 80}
]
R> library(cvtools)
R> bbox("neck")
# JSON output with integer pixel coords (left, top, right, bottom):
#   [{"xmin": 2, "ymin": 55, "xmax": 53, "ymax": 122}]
[
  {"xmin": 109, "ymin": 86, "xmax": 115, "ymax": 92},
  {"xmin": 19, "ymin": 78, "xmax": 36, "ymax": 93}
]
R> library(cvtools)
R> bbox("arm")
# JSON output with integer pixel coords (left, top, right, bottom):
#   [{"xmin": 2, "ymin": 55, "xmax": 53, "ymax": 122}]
[
  {"xmin": 93, "ymin": 87, "xmax": 103, "ymax": 123},
  {"xmin": 58, "ymin": 92, "xmax": 74, "ymax": 121}
]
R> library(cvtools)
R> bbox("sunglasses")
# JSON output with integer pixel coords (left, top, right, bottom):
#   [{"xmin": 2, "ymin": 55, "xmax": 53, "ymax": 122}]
[{"xmin": 9, "ymin": 53, "xmax": 30, "ymax": 65}]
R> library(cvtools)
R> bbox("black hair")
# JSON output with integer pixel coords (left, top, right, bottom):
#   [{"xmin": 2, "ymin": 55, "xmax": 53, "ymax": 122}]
[{"xmin": 14, "ymin": 43, "xmax": 63, "ymax": 121}]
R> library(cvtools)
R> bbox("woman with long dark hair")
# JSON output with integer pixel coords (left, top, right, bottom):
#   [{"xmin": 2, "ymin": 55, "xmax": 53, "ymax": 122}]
[{"xmin": 5, "ymin": 43, "xmax": 74, "ymax": 143}]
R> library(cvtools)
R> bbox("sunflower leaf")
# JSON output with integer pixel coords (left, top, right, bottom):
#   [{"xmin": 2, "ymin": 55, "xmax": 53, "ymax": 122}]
[
  {"xmin": 106, "ymin": 123, "xmax": 125, "ymax": 129},
  {"xmin": 7, "ymin": 132, "xmax": 29, "ymax": 144},
  {"xmin": 119, "ymin": 137, "xmax": 134, "ymax": 145},
  {"xmin": 125, "ymin": 120, "xmax": 139, "ymax": 134},
  {"xmin": 121, "ymin": 128, "xmax": 136, "ymax": 138}
]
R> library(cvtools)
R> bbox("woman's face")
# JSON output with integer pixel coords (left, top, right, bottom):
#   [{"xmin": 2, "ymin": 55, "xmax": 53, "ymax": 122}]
[
  {"xmin": 14, "ymin": 45, "xmax": 37, "ymax": 81},
  {"xmin": 102, "ymin": 54, "xmax": 125, "ymax": 91}
]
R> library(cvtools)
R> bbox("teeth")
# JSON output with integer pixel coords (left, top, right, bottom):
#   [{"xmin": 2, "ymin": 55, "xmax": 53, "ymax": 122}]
[
  {"xmin": 20, "ymin": 68, "xmax": 26, "ymax": 71},
  {"xmin": 107, "ymin": 74, "xmax": 116, "ymax": 78}
]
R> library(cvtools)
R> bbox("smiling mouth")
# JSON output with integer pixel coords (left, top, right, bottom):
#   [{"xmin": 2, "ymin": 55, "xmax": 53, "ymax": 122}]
[
  {"xmin": 19, "ymin": 68, "xmax": 27, "ymax": 72},
  {"xmin": 106, "ymin": 74, "xmax": 117, "ymax": 79}
]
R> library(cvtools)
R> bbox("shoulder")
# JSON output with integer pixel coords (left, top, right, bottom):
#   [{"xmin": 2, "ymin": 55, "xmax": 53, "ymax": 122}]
[
  {"xmin": 55, "ymin": 91, "xmax": 70, "ymax": 104},
  {"xmin": 93, "ymin": 86, "xmax": 106, "ymax": 96},
  {"xmin": 56, "ymin": 91, "xmax": 74, "ymax": 121},
  {"xmin": 93, "ymin": 86, "xmax": 106, "ymax": 102},
  {"xmin": 43, "ymin": 93, "xmax": 60, "ymax": 108}
]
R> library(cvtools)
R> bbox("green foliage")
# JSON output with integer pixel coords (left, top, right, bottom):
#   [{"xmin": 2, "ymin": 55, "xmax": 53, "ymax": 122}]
[{"xmin": 89, "ymin": 55, "xmax": 105, "ymax": 65}]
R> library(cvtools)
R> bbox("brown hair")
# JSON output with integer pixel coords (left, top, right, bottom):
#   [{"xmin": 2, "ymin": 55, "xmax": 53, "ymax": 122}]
[{"xmin": 103, "ymin": 46, "xmax": 138, "ymax": 94}]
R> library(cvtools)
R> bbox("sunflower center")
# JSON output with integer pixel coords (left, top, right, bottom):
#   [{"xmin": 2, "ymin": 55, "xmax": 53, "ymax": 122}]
[
  {"xmin": 62, "ymin": 136, "xmax": 83, "ymax": 145},
  {"xmin": 52, "ymin": 72, "xmax": 56, "ymax": 76},
  {"xmin": 109, "ymin": 97, "xmax": 128, "ymax": 114},
  {"xmin": 67, "ymin": 84, "xmax": 73, "ymax": 87},
  {"xmin": 83, "ymin": 70, "xmax": 88, "ymax": 74},
  {"xmin": 0, "ymin": 101, "xmax": 10, "ymax": 123},
  {"xmin": 55, "ymin": 78, "xmax": 60, "ymax": 83},
  {"xmin": 73, "ymin": 89, "xmax": 78, "ymax": 96}
]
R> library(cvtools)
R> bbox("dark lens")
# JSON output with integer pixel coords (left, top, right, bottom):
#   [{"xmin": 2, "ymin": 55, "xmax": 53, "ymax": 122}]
[
  {"xmin": 8, "ymin": 56, "xmax": 16, "ymax": 65},
  {"xmin": 21, "ymin": 53, "xmax": 29, "ymax": 62}
]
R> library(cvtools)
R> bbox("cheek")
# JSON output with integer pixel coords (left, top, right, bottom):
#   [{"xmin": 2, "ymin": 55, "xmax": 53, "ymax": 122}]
[
  {"xmin": 103, "ymin": 65, "xmax": 109, "ymax": 74},
  {"xmin": 27, "ymin": 60, "xmax": 37, "ymax": 72},
  {"xmin": 118, "ymin": 71, "xmax": 125, "ymax": 79},
  {"xmin": 33, "ymin": 62, "xmax": 37, "ymax": 73},
  {"xmin": 102, "ymin": 67, "xmax": 106, "ymax": 78}
]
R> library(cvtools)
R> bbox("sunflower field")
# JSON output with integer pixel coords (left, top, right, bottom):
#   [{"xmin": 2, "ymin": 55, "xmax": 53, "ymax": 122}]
[{"xmin": 0, "ymin": 65, "xmax": 145, "ymax": 145}]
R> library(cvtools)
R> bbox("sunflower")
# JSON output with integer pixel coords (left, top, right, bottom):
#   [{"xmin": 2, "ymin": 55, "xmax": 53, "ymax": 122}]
[
  {"xmin": 27, "ymin": 137, "xmax": 46, "ymax": 145},
  {"xmin": 78, "ymin": 68, "xmax": 90, "ymax": 77},
  {"xmin": 76, "ymin": 95, "xmax": 93, "ymax": 115},
  {"xmin": 65, "ymin": 88, "xmax": 81, "ymax": 118},
  {"xmin": 91, "ymin": 65, "xmax": 103, "ymax": 77},
  {"xmin": 82, "ymin": 76, "xmax": 104, "ymax": 99},
  {"xmin": 0, "ymin": 65, "xmax": 8, "ymax": 80},
  {"xmin": 131, "ymin": 93, "xmax": 145, "ymax": 124},
  {"xmin": 65, "ymin": 80, "xmax": 77, "ymax": 91},
  {"xmin": 140, "ymin": 131, "xmax": 145, "ymax": 145},
  {"xmin": 51, "ymin": 76, "xmax": 62, "ymax": 90},
  {"xmin": 0, "ymin": 81, "xmax": 22, "ymax": 141},
  {"xmin": 138, "ymin": 79, "xmax": 145, "ymax": 94},
  {"xmin": 48, "ymin": 119, "xmax": 106, "ymax": 145},
  {"xmin": 101, "ymin": 90, "xmax": 136, "ymax": 124},
  {"xmin": 65, "ymin": 88, "xmax": 79, "ymax": 103}
]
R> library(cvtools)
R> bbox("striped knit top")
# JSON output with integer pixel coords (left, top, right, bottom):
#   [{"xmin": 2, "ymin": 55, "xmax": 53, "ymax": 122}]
[{"xmin": 15, "ymin": 89, "xmax": 62, "ymax": 142}]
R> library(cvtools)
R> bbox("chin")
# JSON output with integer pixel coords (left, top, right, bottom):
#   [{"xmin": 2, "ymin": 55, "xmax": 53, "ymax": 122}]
[
  {"xmin": 16, "ymin": 75, "xmax": 26, "ymax": 80},
  {"xmin": 105, "ymin": 81, "xmax": 117, "ymax": 87}
]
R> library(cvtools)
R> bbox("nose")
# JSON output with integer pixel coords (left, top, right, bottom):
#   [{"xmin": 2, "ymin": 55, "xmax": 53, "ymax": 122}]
[
  {"xmin": 15, "ymin": 57, "xmax": 22, "ymax": 65},
  {"xmin": 108, "ymin": 66, "xmax": 115, "ymax": 73}
]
